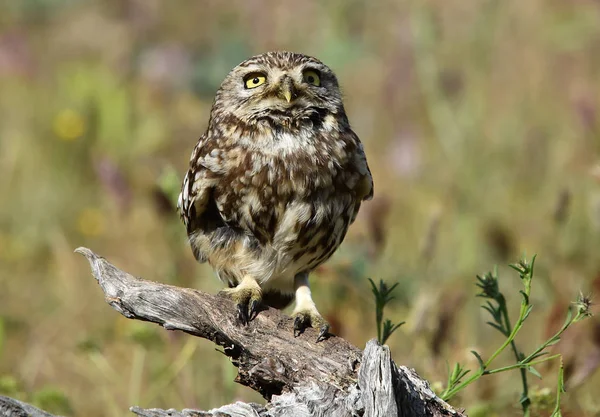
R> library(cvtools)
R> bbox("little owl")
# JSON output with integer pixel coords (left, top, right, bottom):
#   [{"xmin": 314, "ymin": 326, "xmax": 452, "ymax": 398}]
[{"xmin": 178, "ymin": 51, "xmax": 373, "ymax": 342}]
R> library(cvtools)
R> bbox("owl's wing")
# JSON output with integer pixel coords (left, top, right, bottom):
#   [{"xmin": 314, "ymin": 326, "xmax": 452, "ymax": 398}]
[
  {"xmin": 354, "ymin": 141, "xmax": 374, "ymax": 202},
  {"xmin": 177, "ymin": 134, "xmax": 222, "ymax": 261},
  {"xmin": 345, "ymin": 133, "xmax": 373, "ymax": 225},
  {"xmin": 349, "ymin": 133, "xmax": 374, "ymax": 202}
]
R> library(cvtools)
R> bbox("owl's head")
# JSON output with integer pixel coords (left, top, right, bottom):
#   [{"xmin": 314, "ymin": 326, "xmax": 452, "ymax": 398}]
[{"xmin": 210, "ymin": 51, "xmax": 345, "ymax": 128}]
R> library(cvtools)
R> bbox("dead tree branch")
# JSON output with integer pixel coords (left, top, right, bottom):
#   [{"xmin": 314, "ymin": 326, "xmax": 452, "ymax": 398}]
[{"xmin": 0, "ymin": 248, "xmax": 465, "ymax": 417}]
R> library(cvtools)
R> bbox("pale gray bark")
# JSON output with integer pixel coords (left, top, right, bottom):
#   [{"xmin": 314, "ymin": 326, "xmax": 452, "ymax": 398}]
[
  {"xmin": 0, "ymin": 396, "xmax": 59, "ymax": 417},
  {"xmin": 0, "ymin": 248, "xmax": 466, "ymax": 417}
]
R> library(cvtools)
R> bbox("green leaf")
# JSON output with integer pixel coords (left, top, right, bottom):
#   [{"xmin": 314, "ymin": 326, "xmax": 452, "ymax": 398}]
[
  {"xmin": 519, "ymin": 392, "xmax": 531, "ymax": 406},
  {"xmin": 471, "ymin": 350, "xmax": 486, "ymax": 371},
  {"xmin": 508, "ymin": 264, "xmax": 524, "ymax": 274},
  {"xmin": 486, "ymin": 322, "xmax": 508, "ymax": 335},
  {"xmin": 381, "ymin": 319, "xmax": 405, "ymax": 345},
  {"xmin": 367, "ymin": 278, "xmax": 378, "ymax": 297},
  {"xmin": 387, "ymin": 282, "xmax": 399, "ymax": 294},
  {"xmin": 482, "ymin": 301, "xmax": 502, "ymax": 322},
  {"xmin": 450, "ymin": 363, "xmax": 462, "ymax": 381},
  {"xmin": 527, "ymin": 351, "xmax": 549, "ymax": 361},
  {"xmin": 481, "ymin": 304, "xmax": 497, "ymax": 318},
  {"xmin": 546, "ymin": 338, "xmax": 561, "ymax": 347},
  {"xmin": 527, "ymin": 366, "xmax": 542, "ymax": 379},
  {"xmin": 529, "ymin": 254, "xmax": 537, "ymax": 275},
  {"xmin": 562, "ymin": 307, "xmax": 573, "ymax": 326},
  {"xmin": 522, "ymin": 305, "xmax": 534, "ymax": 321}
]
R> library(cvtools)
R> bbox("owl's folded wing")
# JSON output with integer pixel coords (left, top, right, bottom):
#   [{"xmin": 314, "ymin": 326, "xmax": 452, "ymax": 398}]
[
  {"xmin": 177, "ymin": 135, "xmax": 221, "ymax": 236},
  {"xmin": 342, "ymin": 133, "xmax": 374, "ymax": 225},
  {"xmin": 356, "ymin": 154, "xmax": 374, "ymax": 202},
  {"xmin": 350, "ymin": 136, "xmax": 374, "ymax": 202}
]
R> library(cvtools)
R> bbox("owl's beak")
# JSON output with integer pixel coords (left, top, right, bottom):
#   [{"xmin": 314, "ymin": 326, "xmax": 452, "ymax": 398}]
[{"xmin": 278, "ymin": 76, "xmax": 296, "ymax": 103}]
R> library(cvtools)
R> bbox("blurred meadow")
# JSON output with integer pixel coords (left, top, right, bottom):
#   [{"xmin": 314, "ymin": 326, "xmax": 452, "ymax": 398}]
[{"xmin": 1, "ymin": 0, "xmax": 600, "ymax": 415}]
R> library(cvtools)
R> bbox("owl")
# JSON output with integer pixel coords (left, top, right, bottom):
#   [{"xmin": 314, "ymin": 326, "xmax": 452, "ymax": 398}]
[{"xmin": 178, "ymin": 51, "xmax": 373, "ymax": 342}]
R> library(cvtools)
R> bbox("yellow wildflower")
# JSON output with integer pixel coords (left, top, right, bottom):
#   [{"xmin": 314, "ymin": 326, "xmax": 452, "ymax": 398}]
[{"xmin": 54, "ymin": 109, "xmax": 85, "ymax": 141}]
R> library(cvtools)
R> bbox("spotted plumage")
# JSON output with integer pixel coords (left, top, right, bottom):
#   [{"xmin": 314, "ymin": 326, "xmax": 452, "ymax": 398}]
[{"xmin": 178, "ymin": 51, "xmax": 373, "ymax": 341}]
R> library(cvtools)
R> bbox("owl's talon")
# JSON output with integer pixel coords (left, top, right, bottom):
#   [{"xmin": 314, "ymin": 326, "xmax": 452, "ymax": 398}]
[
  {"xmin": 317, "ymin": 324, "xmax": 330, "ymax": 343},
  {"xmin": 249, "ymin": 299, "xmax": 260, "ymax": 322},
  {"xmin": 293, "ymin": 315, "xmax": 306, "ymax": 337},
  {"xmin": 292, "ymin": 309, "xmax": 330, "ymax": 342},
  {"xmin": 219, "ymin": 277, "xmax": 263, "ymax": 325},
  {"xmin": 237, "ymin": 303, "xmax": 249, "ymax": 325}
]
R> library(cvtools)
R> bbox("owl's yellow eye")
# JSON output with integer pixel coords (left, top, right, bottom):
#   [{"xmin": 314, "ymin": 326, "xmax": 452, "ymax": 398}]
[
  {"xmin": 302, "ymin": 70, "xmax": 321, "ymax": 86},
  {"xmin": 244, "ymin": 73, "xmax": 267, "ymax": 89}
]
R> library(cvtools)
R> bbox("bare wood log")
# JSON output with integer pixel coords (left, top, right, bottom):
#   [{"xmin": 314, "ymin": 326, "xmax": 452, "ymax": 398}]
[
  {"xmin": 0, "ymin": 247, "xmax": 464, "ymax": 417},
  {"xmin": 72, "ymin": 247, "xmax": 464, "ymax": 417}
]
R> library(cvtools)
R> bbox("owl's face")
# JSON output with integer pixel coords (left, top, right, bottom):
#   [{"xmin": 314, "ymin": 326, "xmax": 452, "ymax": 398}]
[{"xmin": 211, "ymin": 52, "xmax": 345, "ymax": 127}]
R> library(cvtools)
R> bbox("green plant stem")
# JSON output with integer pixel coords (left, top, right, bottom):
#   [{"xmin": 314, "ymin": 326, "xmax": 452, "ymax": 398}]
[
  {"xmin": 551, "ymin": 361, "xmax": 565, "ymax": 417},
  {"xmin": 499, "ymin": 296, "xmax": 530, "ymax": 415},
  {"xmin": 521, "ymin": 311, "xmax": 582, "ymax": 364},
  {"xmin": 441, "ymin": 256, "xmax": 588, "ymax": 415},
  {"xmin": 442, "ymin": 273, "xmax": 532, "ymax": 401},
  {"xmin": 442, "ymin": 309, "xmax": 580, "ymax": 400},
  {"xmin": 375, "ymin": 304, "xmax": 382, "ymax": 344},
  {"xmin": 486, "ymin": 354, "xmax": 562, "ymax": 374},
  {"xmin": 484, "ymin": 277, "xmax": 531, "ymax": 367}
]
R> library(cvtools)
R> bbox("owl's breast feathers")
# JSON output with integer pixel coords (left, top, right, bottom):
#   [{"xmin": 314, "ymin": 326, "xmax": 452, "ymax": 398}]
[{"xmin": 178, "ymin": 121, "xmax": 373, "ymax": 269}]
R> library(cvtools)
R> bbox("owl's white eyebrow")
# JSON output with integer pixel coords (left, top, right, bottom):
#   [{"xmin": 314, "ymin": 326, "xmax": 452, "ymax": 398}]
[{"xmin": 243, "ymin": 67, "xmax": 266, "ymax": 75}]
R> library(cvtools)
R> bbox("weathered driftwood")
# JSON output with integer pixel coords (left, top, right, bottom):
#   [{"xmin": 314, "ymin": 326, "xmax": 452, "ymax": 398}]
[{"xmin": 0, "ymin": 248, "xmax": 465, "ymax": 417}]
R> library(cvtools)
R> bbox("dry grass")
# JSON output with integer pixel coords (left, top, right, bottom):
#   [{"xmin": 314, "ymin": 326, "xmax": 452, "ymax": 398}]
[{"xmin": 1, "ymin": 0, "xmax": 600, "ymax": 415}]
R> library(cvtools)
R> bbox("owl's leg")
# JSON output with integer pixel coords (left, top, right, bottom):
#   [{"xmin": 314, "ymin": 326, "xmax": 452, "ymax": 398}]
[
  {"xmin": 219, "ymin": 275, "xmax": 262, "ymax": 325},
  {"xmin": 291, "ymin": 272, "xmax": 330, "ymax": 342}
]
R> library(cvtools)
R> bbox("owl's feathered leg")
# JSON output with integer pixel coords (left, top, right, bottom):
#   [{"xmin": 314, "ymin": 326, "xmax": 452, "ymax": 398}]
[
  {"xmin": 291, "ymin": 272, "xmax": 330, "ymax": 342},
  {"xmin": 219, "ymin": 276, "xmax": 262, "ymax": 325}
]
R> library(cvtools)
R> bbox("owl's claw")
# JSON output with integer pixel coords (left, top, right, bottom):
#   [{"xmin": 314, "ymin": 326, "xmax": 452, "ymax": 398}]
[
  {"xmin": 292, "ymin": 309, "xmax": 331, "ymax": 342},
  {"xmin": 317, "ymin": 324, "xmax": 330, "ymax": 343},
  {"xmin": 293, "ymin": 315, "xmax": 305, "ymax": 337},
  {"xmin": 219, "ymin": 277, "xmax": 263, "ymax": 325},
  {"xmin": 237, "ymin": 302, "xmax": 249, "ymax": 325},
  {"xmin": 249, "ymin": 299, "xmax": 260, "ymax": 322}
]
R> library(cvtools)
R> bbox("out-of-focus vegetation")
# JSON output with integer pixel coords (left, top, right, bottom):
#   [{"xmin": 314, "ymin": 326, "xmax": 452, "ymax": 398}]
[{"xmin": 0, "ymin": 0, "xmax": 599, "ymax": 415}]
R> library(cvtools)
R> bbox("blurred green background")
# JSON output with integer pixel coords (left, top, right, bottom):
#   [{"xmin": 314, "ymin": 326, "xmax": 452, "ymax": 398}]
[{"xmin": 1, "ymin": 0, "xmax": 599, "ymax": 416}]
